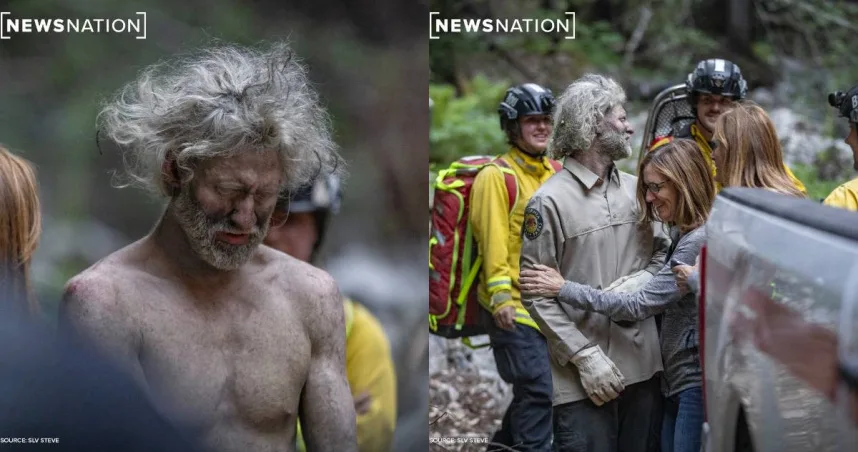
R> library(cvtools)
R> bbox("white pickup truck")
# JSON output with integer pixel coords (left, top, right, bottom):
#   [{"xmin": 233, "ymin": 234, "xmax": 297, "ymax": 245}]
[{"xmin": 700, "ymin": 187, "xmax": 858, "ymax": 452}]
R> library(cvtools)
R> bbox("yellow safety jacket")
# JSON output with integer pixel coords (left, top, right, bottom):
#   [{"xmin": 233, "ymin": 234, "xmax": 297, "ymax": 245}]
[
  {"xmin": 823, "ymin": 177, "xmax": 858, "ymax": 211},
  {"xmin": 469, "ymin": 146, "xmax": 560, "ymax": 331},
  {"xmin": 650, "ymin": 122, "xmax": 807, "ymax": 195},
  {"xmin": 296, "ymin": 298, "xmax": 397, "ymax": 452}
]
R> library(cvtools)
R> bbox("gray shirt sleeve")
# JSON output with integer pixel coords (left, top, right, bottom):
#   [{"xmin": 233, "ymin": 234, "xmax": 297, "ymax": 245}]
[
  {"xmin": 688, "ymin": 268, "xmax": 701, "ymax": 296},
  {"xmin": 557, "ymin": 227, "xmax": 705, "ymax": 321}
]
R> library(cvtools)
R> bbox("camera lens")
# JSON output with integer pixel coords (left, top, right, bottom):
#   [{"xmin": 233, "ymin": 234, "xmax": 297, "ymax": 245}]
[{"xmin": 829, "ymin": 92, "xmax": 842, "ymax": 107}]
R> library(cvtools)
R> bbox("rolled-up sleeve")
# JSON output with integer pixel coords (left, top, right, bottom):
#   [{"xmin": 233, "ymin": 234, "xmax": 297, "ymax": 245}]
[{"xmin": 519, "ymin": 194, "xmax": 593, "ymax": 365}]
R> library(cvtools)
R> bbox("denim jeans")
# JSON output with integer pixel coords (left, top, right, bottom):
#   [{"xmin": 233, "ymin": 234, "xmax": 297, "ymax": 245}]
[
  {"xmin": 551, "ymin": 375, "xmax": 661, "ymax": 452},
  {"xmin": 660, "ymin": 386, "xmax": 704, "ymax": 452},
  {"xmin": 485, "ymin": 322, "xmax": 553, "ymax": 452}
]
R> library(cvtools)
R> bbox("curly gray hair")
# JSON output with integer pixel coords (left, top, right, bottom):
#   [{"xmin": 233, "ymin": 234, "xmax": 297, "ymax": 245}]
[
  {"xmin": 97, "ymin": 40, "xmax": 343, "ymax": 197},
  {"xmin": 548, "ymin": 74, "xmax": 626, "ymax": 159}
]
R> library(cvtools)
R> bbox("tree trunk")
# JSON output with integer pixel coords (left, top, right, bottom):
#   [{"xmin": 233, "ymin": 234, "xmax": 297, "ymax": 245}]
[{"xmin": 728, "ymin": 0, "xmax": 753, "ymax": 56}]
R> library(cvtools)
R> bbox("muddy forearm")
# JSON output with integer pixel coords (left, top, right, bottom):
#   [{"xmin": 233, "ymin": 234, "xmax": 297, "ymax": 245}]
[
  {"xmin": 300, "ymin": 275, "xmax": 358, "ymax": 451},
  {"xmin": 300, "ymin": 361, "xmax": 357, "ymax": 451}
]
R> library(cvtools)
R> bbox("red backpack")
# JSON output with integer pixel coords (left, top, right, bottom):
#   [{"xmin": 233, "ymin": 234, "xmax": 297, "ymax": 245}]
[{"xmin": 428, "ymin": 155, "xmax": 561, "ymax": 341}]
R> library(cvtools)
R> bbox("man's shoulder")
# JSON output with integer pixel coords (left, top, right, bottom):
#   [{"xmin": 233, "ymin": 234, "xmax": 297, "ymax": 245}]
[
  {"xmin": 62, "ymin": 245, "xmax": 145, "ymax": 306},
  {"xmin": 530, "ymin": 169, "xmax": 574, "ymax": 200},
  {"xmin": 287, "ymin": 262, "xmax": 344, "ymax": 341},
  {"xmin": 60, "ymin": 261, "xmax": 135, "ymax": 330},
  {"xmin": 256, "ymin": 249, "xmax": 344, "ymax": 342},
  {"xmin": 617, "ymin": 170, "xmax": 640, "ymax": 194},
  {"xmin": 618, "ymin": 170, "xmax": 638, "ymax": 183},
  {"xmin": 262, "ymin": 247, "xmax": 340, "ymax": 300}
]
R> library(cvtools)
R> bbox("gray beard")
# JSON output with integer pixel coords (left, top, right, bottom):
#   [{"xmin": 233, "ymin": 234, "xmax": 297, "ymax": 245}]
[
  {"xmin": 599, "ymin": 129, "xmax": 632, "ymax": 161},
  {"xmin": 172, "ymin": 189, "xmax": 268, "ymax": 271}
]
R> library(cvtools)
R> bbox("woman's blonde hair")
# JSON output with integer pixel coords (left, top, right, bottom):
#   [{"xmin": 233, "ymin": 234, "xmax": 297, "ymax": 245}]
[
  {"xmin": 637, "ymin": 138, "xmax": 716, "ymax": 232},
  {"xmin": 0, "ymin": 145, "xmax": 41, "ymax": 315},
  {"xmin": 712, "ymin": 101, "xmax": 805, "ymax": 197}
]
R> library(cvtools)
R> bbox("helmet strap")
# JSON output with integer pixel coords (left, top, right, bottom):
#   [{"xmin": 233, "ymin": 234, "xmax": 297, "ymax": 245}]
[
  {"xmin": 518, "ymin": 145, "xmax": 545, "ymax": 157},
  {"xmin": 514, "ymin": 137, "xmax": 546, "ymax": 157}
]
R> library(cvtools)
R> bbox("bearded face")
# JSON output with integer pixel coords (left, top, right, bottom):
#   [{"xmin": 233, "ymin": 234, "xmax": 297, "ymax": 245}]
[
  {"xmin": 597, "ymin": 105, "xmax": 633, "ymax": 161},
  {"xmin": 173, "ymin": 186, "xmax": 270, "ymax": 271},
  {"xmin": 599, "ymin": 127, "xmax": 633, "ymax": 161},
  {"xmin": 170, "ymin": 150, "xmax": 282, "ymax": 271}
]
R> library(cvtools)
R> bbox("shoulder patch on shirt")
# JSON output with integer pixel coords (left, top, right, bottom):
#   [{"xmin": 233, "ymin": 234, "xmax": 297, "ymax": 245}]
[{"xmin": 522, "ymin": 207, "xmax": 544, "ymax": 240}]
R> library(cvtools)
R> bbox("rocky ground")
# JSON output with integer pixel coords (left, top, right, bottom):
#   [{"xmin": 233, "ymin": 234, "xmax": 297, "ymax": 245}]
[{"xmin": 429, "ymin": 335, "xmax": 514, "ymax": 451}]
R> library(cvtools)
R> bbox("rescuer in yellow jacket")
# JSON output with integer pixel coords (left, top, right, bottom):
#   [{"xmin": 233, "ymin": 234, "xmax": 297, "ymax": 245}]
[
  {"xmin": 469, "ymin": 83, "xmax": 559, "ymax": 451},
  {"xmin": 342, "ymin": 298, "xmax": 396, "ymax": 451},
  {"xmin": 264, "ymin": 174, "xmax": 397, "ymax": 452},
  {"xmin": 650, "ymin": 58, "xmax": 806, "ymax": 195},
  {"xmin": 824, "ymin": 84, "xmax": 858, "ymax": 211},
  {"xmin": 824, "ymin": 178, "xmax": 858, "ymax": 210},
  {"xmin": 471, "ymin": 147, "xmax": 558, "ymax": 332}
]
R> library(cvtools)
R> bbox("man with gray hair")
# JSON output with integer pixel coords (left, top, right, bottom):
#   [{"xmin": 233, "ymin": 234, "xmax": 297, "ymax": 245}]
[
  {"xmin": 59, "ymin": 42, "xmax": 357, "ymax": 452},
  {"xmin": 519, "ymin": 74, "xmax": 668, "ymax": 451}
]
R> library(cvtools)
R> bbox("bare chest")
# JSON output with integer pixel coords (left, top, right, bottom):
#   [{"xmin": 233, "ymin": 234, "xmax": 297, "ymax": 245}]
[{"xmin": 133, "ymin": 288, "xmax": 310, "ymax": 433}]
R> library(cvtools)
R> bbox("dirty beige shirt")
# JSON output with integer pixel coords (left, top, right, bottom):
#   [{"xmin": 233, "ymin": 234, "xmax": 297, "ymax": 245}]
[{"xmin": 519, "ymin": 157, "xmax": 668, "ymax": 405}]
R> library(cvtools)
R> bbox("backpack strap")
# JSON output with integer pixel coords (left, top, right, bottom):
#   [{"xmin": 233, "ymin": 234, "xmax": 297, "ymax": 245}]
[{"xmin": 490, "ymin": 158, "xmax": 519, "ymax": 213}]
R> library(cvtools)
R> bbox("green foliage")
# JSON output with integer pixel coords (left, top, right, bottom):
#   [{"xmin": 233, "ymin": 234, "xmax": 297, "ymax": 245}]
[
  {"xmin": 430, "ymin": 75, "xmax": 511, "ymax": 165},
  {"xmin": 557, "ymin": 20, "xmax": 624, "ymax": 69},
  {"xmin": 790, "ymin": 162, "xmax": 848, "ymax": 202},
  {"xmin": 752, "ymin": 41, "xmax": 776, "ymax": 65}
]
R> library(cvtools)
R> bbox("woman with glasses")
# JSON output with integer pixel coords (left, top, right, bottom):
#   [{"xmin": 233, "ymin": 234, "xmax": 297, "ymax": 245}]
[{"xmin": 519, "ymin": 138, "xmax": 716, "ymax": 452}]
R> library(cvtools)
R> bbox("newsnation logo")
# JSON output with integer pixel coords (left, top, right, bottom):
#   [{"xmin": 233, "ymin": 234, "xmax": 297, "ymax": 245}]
[
  {"xmin": 429, "ymin": 12, "xmax": 575, "ymax": 40},
  {"xmin": 0, "ymin": 12, "xmax": 147, "ymax": 39}
]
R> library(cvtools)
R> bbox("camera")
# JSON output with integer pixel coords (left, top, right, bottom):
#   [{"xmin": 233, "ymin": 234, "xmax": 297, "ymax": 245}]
[{"xmin": 829, "ymin": 91, "xmax": 845, "ymax": 108}]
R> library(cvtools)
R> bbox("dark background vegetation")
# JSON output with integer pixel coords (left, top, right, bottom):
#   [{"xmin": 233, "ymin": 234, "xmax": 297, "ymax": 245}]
[{"xmin": 430, "ymin": 0, "xmax": 858, "ymax": 199}]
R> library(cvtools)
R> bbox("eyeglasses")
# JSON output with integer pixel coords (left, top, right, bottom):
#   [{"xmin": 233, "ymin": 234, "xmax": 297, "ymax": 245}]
[{"xmin": 645, "ymin": 181, "xmax": 667, "ymax": 194}]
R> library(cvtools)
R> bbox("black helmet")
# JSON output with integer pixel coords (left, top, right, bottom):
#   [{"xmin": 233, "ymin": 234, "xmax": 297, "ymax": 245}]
[
  {"xmin": 686, "ymin": 59, "xmax": 748, "ymax": 101},
  {"xmin": 274, "ymin": 173, "xmax": 342, "ymax": 258},
  {"xmin": 828, "ymin": 85, "xmax": 858, "ymax": 123},
  {"xmin": 288, "ymin": 173, "xmax": 342, "ymax": 215},
  {"xmin": 497, "ymin": 83, "xmax": 555, "ymax": 131}
]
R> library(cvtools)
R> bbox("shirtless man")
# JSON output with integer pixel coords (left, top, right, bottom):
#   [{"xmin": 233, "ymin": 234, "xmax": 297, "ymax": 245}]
[{"xmin": 58, "ymin": 42, "xmax": 357, "ymax": 452}]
